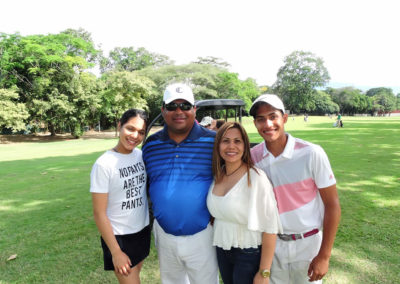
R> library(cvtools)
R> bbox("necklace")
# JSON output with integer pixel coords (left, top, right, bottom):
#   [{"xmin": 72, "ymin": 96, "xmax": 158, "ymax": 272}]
[
  {"xmin": 224, "ymin": 163, "xmax": 243, "ymax": 177},
  {"xmin": 112, "ymin": 147, "xmax": 119, "ymax": 153}
]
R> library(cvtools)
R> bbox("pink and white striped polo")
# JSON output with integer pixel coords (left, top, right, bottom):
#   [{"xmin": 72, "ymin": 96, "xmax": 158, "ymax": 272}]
[{"xmin": 251, "ymin": 134, "xmax": 336, "ymax": 234}]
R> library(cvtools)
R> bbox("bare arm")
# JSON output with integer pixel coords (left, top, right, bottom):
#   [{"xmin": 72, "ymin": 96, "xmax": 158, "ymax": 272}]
[
  {"xmin": 92, "ymin": 193, "xmax": 132, "ymax": 276},
  {"xmin": 253, "ymin": 233, "xmax": 277, "ymax": 284},
  {"xmin": 308, "ymin": 184, "xmax": 341, "ymax": 281}
]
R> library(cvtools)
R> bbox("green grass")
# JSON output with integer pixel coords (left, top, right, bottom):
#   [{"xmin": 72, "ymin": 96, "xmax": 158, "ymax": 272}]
[{"xmin": 1, "ymin": 116, "xmax": 399, "ymax": 283}]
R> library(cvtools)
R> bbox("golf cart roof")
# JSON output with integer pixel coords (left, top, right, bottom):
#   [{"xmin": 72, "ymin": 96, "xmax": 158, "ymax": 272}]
[{"xmin": 195, "ymin": 99, "xmax": 245, "ymax": 110}]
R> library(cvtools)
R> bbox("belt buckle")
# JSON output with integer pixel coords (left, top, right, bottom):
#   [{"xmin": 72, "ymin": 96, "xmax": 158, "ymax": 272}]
[
  {"xmin": 278, "ymin": 232, "xmax": 309, "ymax": 241},
  {"xmin": 278, "ymin": 234, "xmax": 292, "ymax": 241}
]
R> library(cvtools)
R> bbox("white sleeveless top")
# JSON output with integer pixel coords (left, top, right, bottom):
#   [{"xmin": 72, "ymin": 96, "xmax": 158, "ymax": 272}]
[{"xmin": 206, "ymin": 167, "xmax": 282, "ymax": 250}]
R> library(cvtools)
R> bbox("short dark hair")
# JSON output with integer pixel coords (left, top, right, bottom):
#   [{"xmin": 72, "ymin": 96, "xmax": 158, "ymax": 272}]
[
  {"xmin": 119, "ymin": 109, "xmax": 148, "ymax": 130},
  {"xmin": 215, "ymin": 120, "xmax": 225, "ymax": 129}
]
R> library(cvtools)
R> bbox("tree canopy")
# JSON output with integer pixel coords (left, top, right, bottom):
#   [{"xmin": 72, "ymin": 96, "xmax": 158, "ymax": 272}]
[
  {"xmin": 1, "ymin": 30, "xmax": 398, "ymax": 135},
  {"xmin": 273, "ymin": 50, "xmax": 330, "ymax": 113},
  {"xmin": 100, "ymin": 46, "xmax": 173, "ymax": 73},
  {"xmin": 0, "ymin": 88, "xmax": 29, "ymax": 131},
  {"xmin": 0, "ymin": 30, "xmax": 100, "ymax": 135}
]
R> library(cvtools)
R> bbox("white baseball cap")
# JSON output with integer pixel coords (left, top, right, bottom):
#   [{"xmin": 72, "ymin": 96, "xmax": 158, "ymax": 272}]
[
  {"xmin": 249, "ymin": 94, "xmax": 285, "ymax": 116},
  {"xmin": 163, "ymin": 83, "xmax": 195, "ymax": 105},
  {"xmin": 199, "ymin": 116, "xmax": 213, "ymax": 126}
]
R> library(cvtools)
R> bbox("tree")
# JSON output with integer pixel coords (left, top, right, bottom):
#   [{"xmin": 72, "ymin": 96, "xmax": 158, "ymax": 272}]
[
  {"xmin": 61, "ymin": 28, "xmax": 100, "ymax": 64},
  {"xmin": 192, "ymin": 56, "xmax": 231, "ymax": 68},
  {"xmin": 365, "ymin": 87, "xmax": 396, "ymax": 114},
  {"xmin": 311, "ymin": 91, "xmax": 339, "ymax": 115},
  {"xmin": 0, "ymin": 31, "xmax": 100, "ymax": 136},
  {"xmin": 67, "ymin": 72, "xmax": 102, "ymax": 137},
  {"xmin": 100, "ymin": 46, "xmax": 173, "ymax": 73},
  {"xmin": 0, "ymin": 88, "xmax": 29, "ymax": 131},
  {"xmin": 215, "ymin": 72, "xmax": 259, "ymax": 109},
  {"xmin": 327, "ymin": 87, "xmax": 372, "ymax": 114},
  {"xmin": 138, "ymin": 63, "xmax": 260, "ymax": 120},
  {"xmin": 100, "ymin": 71, "xmax": 154, "ymax": 135},
  {"xmin": 273, "ymin": 50, "xmax": 330, "ymax": 113},
  {"xmin": 366, "ymin": 87, "xmax": 393, "ymax": 97},
  {"xmin": 137, "ymin": 63, "xmax": 225, "ymax": 119},
  {"xmin": 372, "ymin": 92, "xmax": 396, "ymax": 114}
]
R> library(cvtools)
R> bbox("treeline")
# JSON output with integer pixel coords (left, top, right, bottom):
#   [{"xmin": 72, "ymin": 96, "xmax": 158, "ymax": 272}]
[
  {"xmin": 272, "ymin": 51, "xmax": 399, "ymax": 116},
  {"xmin": 1, "ymin": 29, "xmax": 399, "ymax": 137}
]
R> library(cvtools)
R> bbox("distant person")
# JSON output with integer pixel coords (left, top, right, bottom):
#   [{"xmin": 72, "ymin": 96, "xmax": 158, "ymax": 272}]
[
  {"xmin": 207, "ymin": 121, "xmax": 282, "ymax": 284},
  {"xmin": 142, "ymin": 83, "xmax": 218, "ymax": 284},
  {"xmin": 336, "ymin": 113, "xmax": 343, "ymax": 127},
  {"xmin": 200, "ymin": 116, "xmax": 215, "ymax": 130},
  {"xmin": 90, "ymin": 109, "xmax": 150, "ymax": 284},
  {"xmin": 304, "ymin": 113, "xmax": 308, "ymax": 122},
  {"xmin": 250, "ymin": 94, "xmax": 341, "ymax": 283}
]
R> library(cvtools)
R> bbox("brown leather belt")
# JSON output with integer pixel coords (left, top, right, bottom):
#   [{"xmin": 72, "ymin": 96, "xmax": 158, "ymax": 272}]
[{"xmin": 278, "ymin": 228, "xmax": 319, "ymax": 241}]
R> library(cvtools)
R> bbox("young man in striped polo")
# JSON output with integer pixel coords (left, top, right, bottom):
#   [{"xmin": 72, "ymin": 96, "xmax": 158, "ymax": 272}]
[
  {"xmin": 250, "ymin": 94, "xmax": 341, "ymax": 283},
  {"xmin": 142, "ymin": 83, "xmax": 218, "ymax": 284}
]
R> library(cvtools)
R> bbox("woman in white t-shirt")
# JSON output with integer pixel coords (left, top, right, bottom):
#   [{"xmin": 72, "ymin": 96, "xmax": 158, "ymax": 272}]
[
  {"xmin": 207, "ymin": 122, "xmax": 282, "ymax": 284},
  {"xmin": 90, "ymin": 109, "xmax": 150, "ymax": 284}
]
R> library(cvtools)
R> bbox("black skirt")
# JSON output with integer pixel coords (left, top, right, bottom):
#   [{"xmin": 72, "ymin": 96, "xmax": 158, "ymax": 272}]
[{"xmin": 100, "ymin": 225, "xmax": 151, "ymax": 270}]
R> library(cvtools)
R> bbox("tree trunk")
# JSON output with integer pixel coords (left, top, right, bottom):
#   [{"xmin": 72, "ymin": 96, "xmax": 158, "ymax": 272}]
[
  {"xmin": 49, "ymin": 122, "xmax": 56, "ymax": 136},
  {"xmin": 115, "ymin": 118, "xmax": 118, "ymax": 137}
]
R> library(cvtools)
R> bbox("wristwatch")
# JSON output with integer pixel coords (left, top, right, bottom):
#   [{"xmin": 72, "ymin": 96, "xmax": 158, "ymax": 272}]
[{"xmin": 259, "ymin": 268, "xmax": 270, "ymax": 278}]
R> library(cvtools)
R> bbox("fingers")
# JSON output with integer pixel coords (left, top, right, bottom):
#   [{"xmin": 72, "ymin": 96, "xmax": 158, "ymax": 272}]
[
  {"xmin": 113, "ymin": 252, "xmax": 132, "ymax": 276},
  {"xmin": 308, "ymin": 270, "xmax": 325, "ymax": 282},
  {"xmin": 116, "ymin": 264, "xmax": 131, "ymax": 276},
  {"xmin": 308, "ymin": 257, "xmax": 328, "ymax": 281},
  {"xmin": 308, "ymin": 265, "xmax": 323, "ymax": 282}
]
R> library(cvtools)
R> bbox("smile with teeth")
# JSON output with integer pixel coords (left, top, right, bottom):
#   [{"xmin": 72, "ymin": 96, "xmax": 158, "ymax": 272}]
[
  {"xmin": 127, "ymin": 139, "xmax": 137, "ymax": 145},
  {"xmin": 263, "ymin": 129, "xmax": 276, "ymax": 135}
]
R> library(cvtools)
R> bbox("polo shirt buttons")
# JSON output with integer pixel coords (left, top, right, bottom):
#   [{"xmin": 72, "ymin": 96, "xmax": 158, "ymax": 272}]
[{"xmin": 176, "ymin": 155, "xmax": 179, "ymax": 158}]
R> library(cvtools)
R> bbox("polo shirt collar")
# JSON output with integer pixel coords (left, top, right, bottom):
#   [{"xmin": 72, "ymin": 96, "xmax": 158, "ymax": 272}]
[
  {"xmin": 262, "ymin": 133, "xmax": 295, "ymax": 159},
  {"xmin": 160, "ymin": 121, "xmax": 200, "ymax": 143}
]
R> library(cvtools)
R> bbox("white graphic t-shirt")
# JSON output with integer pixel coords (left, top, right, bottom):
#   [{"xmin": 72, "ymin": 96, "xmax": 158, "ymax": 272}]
[{"xmin": 90, "ymin": 149, "xmax": 149, "ymax": 235}]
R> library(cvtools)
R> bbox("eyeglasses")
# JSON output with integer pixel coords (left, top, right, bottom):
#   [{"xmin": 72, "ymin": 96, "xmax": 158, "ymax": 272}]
[{"xmin": 164, "ymin": 102, "xmax": 193, "ymax": 111}]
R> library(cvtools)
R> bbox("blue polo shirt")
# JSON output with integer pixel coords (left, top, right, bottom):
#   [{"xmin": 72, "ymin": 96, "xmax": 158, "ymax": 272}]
[{"xmin": 142, "ymin": 122, "xmax": 215, "ymax": 236}]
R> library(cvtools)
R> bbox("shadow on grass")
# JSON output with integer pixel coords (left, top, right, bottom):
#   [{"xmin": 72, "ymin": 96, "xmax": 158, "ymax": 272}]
[
  {"xmin": 0, "ymin": 150, "xmax": 161, "ymax": 283},
  {"xmin": 0, "ymin": 151, "xmax": 109, "ymax": 282}
]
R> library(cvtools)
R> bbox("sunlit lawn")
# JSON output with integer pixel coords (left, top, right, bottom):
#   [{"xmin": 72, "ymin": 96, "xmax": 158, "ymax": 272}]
[{"xmin": 0, "ymin": 115, "xmax": 399, "ymax": 283}]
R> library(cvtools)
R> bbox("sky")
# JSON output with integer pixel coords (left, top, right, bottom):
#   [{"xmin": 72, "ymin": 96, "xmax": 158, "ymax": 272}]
[{"xmin": 1, "ymin": 0, "xmax": 399, "ymax": 94}]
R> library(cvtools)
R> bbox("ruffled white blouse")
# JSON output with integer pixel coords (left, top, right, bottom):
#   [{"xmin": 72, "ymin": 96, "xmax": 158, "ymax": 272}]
[{"xmin": 207, "ymin": 167, "xmax": 282, "ymax": 250}]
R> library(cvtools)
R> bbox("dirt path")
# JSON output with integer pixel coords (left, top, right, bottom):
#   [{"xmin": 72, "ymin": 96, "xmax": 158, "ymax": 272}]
[
  {"xmin": 0, "ymin": 130, "xmax": 116, "ymax": 144},
  {"xmin": 0, "ymin": 127, "xmax": 163, "ymax": 144}
]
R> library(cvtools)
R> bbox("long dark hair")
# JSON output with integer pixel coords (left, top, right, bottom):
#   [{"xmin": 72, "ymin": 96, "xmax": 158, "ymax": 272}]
[
  {"xmin": 119, "ymin": 109, "xmax": 148, "ymax": 131},
  {"xmin": 212, "ymin": 122, "xmax": 256, "ymax": 185}
]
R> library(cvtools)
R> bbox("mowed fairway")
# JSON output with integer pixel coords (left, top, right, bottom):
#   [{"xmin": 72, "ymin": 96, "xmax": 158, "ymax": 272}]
[{"xmin": 0, "ymin": 116, "xmax": 399, "ymax": 283}]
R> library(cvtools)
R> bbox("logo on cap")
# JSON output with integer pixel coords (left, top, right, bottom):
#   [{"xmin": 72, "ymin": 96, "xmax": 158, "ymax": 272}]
[{"xmin": 176, "ymin": 87, "xmax": 183, "ymax": 93}]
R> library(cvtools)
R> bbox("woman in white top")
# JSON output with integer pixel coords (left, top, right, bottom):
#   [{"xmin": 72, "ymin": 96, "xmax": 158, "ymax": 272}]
[
  {"xmin": 207, "ymin": 122, "xmax": 282, "ymax": 284},
  {"xmin": 90, "ymin": 109, "xmax": 150, "ymax": 284}
]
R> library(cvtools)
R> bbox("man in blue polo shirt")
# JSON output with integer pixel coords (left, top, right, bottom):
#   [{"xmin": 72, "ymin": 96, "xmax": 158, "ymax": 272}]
[{"xmin": 142, "ymin": 83, "xmax": 218, "ymax": 284}]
